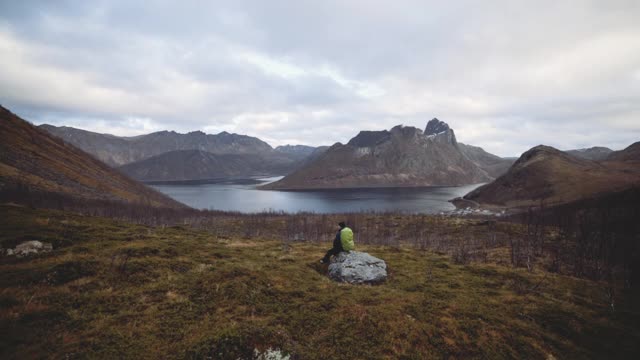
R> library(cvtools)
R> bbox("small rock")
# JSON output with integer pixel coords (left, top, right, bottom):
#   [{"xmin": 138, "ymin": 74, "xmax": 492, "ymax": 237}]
[
  {"xmin": 254, "ymin": 348, "xmax": 290, "ymax": 360},
  {"xmin": 12, "ymin": 241, "xmax": 53, "ymax": 257},
  {"xmin": 328, "ymin": 251, "xmax": 387, "ymax": 284}
]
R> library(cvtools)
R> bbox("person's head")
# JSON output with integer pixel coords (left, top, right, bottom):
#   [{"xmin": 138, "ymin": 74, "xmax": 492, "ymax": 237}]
[{"xmin": 338, "ymin": 222, "xmax": 346, "ymax": 229}]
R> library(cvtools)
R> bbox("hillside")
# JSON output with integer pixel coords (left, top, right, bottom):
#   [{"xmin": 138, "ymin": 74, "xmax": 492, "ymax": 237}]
[
  {"xmin": 275, "ymin": 144, "xmax": 318, "ymax": 161},
  {"xmin": 607, "ymin": 141, "xmax": 640, "ymax": 162},
  {"xmin": 1, "ymin": 204, "xmax": 638, "ymax": 359},
  {"xmin": 0, "ymin": 106, "xmax": 184, "ymax": 208},
  {"xmin": 40, "ymin": 125, "xmax": 276, "ymax": 166},
  {"xmin": 458, "ymin": 143, "xmax": 515, "ymax": 178},
  {"xmin": 118, "ymin": 150, "xmax": 298, "ymax": 182},
  {"xmin": 263, "ymin": 119, "xmax": 492, "ymax": 190},
  {"xmin": 566, "ymin": 146, "xmax": 613, "ymax": 161},
  {"xmin": 462, "ymin": 144, "xmax": 640, "ymax": 208}
]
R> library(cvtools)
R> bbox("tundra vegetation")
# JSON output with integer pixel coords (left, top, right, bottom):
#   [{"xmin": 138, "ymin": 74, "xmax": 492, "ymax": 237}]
[{"xmin": 1, "ymin": 184, "xmax": 639, "ymax": 359}]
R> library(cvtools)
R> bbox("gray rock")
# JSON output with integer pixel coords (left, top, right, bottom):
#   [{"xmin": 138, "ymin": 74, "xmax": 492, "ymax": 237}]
[
  {"xmin": 328, "ymin": 251, "xmax": 387, "ymax": 284},
  {"xmin": 12, "ymin": 241, "xmax": 53, "ymax": 257},
  {"xmin": 254, "ymin": 348, "xmax": 290, "ymax": 360}
]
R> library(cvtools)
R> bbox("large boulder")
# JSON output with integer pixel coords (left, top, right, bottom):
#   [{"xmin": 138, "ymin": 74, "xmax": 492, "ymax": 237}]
[{"xmin": 328, "ymin": 251, "xmax": 387, "ymax": 284}]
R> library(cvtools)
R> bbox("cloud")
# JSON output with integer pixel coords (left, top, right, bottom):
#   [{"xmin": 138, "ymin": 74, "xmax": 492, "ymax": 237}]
[{"xmin": 1, "ymin": 0, "xmax": 639, "ymax": 156}]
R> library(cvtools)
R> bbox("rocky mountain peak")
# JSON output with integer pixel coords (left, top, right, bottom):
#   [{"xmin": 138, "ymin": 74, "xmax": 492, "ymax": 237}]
[
  {"xmin": 347, "ymin": 130, "xmax": 391, "ymax": 147},
  {"xmin": 425, "ymin": 118, "xmax": 450, "ymax": 136},
  {"xmin": 263, "ymin": 119, "xmax": 495, "ymax": 190},
  {"xmin": 390, "ymin": 125, "xmax": 423, "ymax": 138}
]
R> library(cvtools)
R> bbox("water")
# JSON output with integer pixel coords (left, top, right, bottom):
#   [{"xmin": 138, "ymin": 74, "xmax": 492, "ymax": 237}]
[{"xmin": 150, "ymin": 177, "xmax": 484, "ymax": 214}]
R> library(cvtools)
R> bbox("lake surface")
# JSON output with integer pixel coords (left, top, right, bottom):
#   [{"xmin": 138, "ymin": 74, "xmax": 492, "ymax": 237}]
[{"xmin": 150, "ymin": 177, "xmax": 484, "ymax": 214}]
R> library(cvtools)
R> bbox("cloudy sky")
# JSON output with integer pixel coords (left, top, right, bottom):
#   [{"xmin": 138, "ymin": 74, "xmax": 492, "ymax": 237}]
[{"xmin": 1, "ymin": 0, "xmax": 639, "ymax": 156}]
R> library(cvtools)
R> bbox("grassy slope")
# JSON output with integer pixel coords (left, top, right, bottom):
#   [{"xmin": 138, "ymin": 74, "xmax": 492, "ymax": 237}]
[
  {"xmin": 1, "ymin": 205, "xmax": 638, "ymax": 359},
  {"xmin": 464, "ymin": 146, "xmax": 640, "ymax": 209},
  {"xmin": 0, "ymin": 106, "xmax": 184, "ymax": 208}
]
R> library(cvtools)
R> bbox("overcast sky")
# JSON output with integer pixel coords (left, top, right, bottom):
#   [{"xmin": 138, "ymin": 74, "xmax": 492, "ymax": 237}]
[{"xmin": 1, "ymin": 1, "xmax": 639, "ymax": 156}]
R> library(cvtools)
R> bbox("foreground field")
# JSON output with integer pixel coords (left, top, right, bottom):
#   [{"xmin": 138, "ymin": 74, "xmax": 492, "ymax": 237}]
[{"xmin": 1, "ymin": 205, "xmax": 638, "ymax": 359}]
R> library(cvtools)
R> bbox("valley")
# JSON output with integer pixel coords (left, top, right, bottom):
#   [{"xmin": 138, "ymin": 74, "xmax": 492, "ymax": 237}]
[
  {"xmin": 2, "ymin": 2, "xmax": 640, "ymax": 359},
  {"xmin": 2, "ymin": 107, "xmax": 639, "ymax": 359}
]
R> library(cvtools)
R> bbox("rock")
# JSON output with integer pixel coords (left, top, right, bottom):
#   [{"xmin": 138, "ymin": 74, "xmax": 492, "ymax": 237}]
[
  {"xmin": 424, "ymin": 118, "xmax": 450, "ymax": 135},
  {"xmin": 12, "ymin": 241, "xmax": 53, "ymax": 257},
  {"xmin": 328, "ymin": 251, "xmax": 387, "ymax": 284},
  {"xmin": 254, "ymin": 348, "xmax": 290, "ymax": 360}
]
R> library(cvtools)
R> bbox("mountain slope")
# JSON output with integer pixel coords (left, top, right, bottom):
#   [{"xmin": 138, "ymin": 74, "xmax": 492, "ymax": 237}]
[
  {"xmin": 38, "ymin": 124, "xmax": 135, "ymax": 166},
  {"xmin": 118, "ymin": 150, "xmax": 298, "ymax": 182},
  {"xmin": 0, "ymin": 106, "xmax": 184, "ymax": 208},
  {"xmin": 40, "ymin": 125, "xmax": 275, "ymax": 166},
  {"xmin": 275, "ymin": 145, "xmax": 317, "ymax": 161},
  {"xmin": 462, "ymin": 144, "xmax": 640, "ymax": 208},
  {"xmin": 607, "ymin": 142, "xmax": 640, "ymax": 162},
  {"xmin": 566, "ymin": 146, "xmax": 613, "ymax": 161},
  {"xmin": 458, "ymin": 143, "xmax": 515, "ymax": 178},
  {"xmin": 263, "ymin": 119, "xmax": 492, "ymax": 189}
]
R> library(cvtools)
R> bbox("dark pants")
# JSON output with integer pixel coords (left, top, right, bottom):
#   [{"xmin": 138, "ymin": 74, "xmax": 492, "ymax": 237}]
[{"xmin": 322, "ymin": 236, "xmax": 343, "ymax": 263}]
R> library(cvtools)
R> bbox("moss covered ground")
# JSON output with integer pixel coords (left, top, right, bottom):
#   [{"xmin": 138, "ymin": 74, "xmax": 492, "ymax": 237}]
[{"xmin": 1, "ymin": 204, "xmax": 639, "ymax": 359}]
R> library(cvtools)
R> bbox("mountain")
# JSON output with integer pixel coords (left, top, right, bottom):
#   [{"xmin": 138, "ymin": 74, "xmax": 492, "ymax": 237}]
[
  {"xmin": 275, "ymin": 145, "xmax": 317, "ymax": 160},
  {"xmin": 39, "ymin": 124, "xmax": 321, "ymax": 181},
  {"xmin": 262, "ymin": 119, "xmax": 492, "ymax": 190},
  {"xmin": 0, "ymin": 106, "xmax": 184, "ymax": 208},
  {"xmin": 461, "ymin": 144, "xmax": 640, "ymax": 209},
  {"xmin": 118, "ymin": 150, "xmax": 299, "ymax": 182},
  {"xmin": 299, "ymin": 146, "xmax": 329, "ymax": 165},
  {"xmin": 458, "ymin": 143, "xmax": 515, "ymax": 178},
  {"xmin": 566, "ymin": 146, "xmax": 613, "ymax": 161},
  {"xmin": 607, "ymin": 142, "xmax": 640, "ymax": 162},
  {"xmin": 39, "ymin": 125, "xmax": 274, "ymax": 166}
]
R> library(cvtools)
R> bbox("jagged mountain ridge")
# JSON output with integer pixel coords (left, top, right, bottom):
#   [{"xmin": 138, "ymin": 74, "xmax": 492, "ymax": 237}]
[
  {"xmin": 0, "ymin": 106, "xmax": 184, "ymax": 208},
  {"xmin": 118, "ymin": 150, "xmax": 303, "ymax": 182},
  {"xmin": 39, "ymin": 125, "xmax": 275, "ymax": 166},
  {"xmin": 263, "ymin": 119, "xmax": 499, "ymax": 190},
  {"xmin": 40, "ymin": 124, "xmax": 329, "ymax": 181},
  {"xmin": 462, "ymin": 144, "xmax": 640, "ymax": 209}
]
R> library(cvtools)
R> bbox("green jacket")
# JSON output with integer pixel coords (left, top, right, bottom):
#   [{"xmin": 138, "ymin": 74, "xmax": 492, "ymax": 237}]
[{"xmin": 340, "ymin": 227, "xmax": 355, "ymax": 251}]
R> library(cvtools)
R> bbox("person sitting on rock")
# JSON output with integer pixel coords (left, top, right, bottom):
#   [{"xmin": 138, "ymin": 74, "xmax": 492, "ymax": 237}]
[{"xmin": 320, "ymin": 221, "xmax": 354, "ymax": 264}]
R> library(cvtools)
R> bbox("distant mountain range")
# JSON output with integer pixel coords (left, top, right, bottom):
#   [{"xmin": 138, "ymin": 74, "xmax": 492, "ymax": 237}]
[
  {"xmin": 0, "ymin": 106, "xmax": 184, "ymax": 208},
  {"xmin": 460, "ymin": 143, "xmax": 640, "ymax": 209},
  {"xmin": 39, "ymin": 124, "xmax": 325, "ymax": 181},
  {"xmin": 263, "ymin": 119, "xmax": 514, "ymax": 189},
  {"xmin": 275, "ymin": 145, "xmax": 318, "ymax": 160},
  {"xmin": 458, "ymin": 143, "xmax": 515, "ymax": 179},
  {"xmin": 39, "ymin": 125, "xmax": 275, "ymax": 166},
  {"xmin": 36, "ymin": 113, "xmax": 637, "ymax": 209},
  {"xmin": 118, "ymin": 149, "xmax": 303, "ymax": 182},
  {"xmin": 565, "ymin": 146, "xmax": 613, "ymax": 161}
]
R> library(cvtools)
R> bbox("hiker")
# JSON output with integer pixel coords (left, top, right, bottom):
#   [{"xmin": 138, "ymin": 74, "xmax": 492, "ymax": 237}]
[{"xmin": 320, "ymin": 222, "xmax": 354, "ymax": 264}]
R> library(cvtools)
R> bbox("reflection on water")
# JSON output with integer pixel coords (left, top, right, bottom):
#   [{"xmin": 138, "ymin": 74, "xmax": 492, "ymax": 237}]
[{"xmin": 150, "ymin": 177, "xmax": 484, "ymax": 214}]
